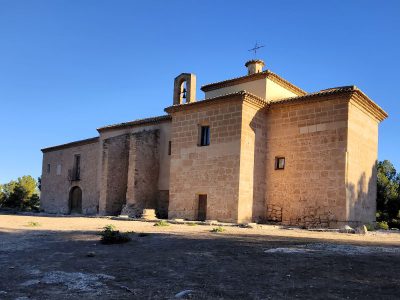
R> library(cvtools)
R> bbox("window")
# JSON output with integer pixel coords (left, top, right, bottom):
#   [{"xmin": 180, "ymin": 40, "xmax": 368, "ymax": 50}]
[
  {"xmin": 199, "ymin": 126, "xmax": 210, "ymax": 146},
  {"xmin": 168, "ymin": 141, "xmax": 172, "ymax": 155},
  {"xmin": 275, "ymin": 157, "xmax": 285, "ymax": 170},
  {"xmin": 56, "ymin": 164, "xmax": 62, "ymax": 175},
  {"xmin": 73, "ymin": 155, "xmax": 81, "ymax": 180},
  {"xmin": 47, "ymin": 164, "xmax": 50, "ymax": 174}
]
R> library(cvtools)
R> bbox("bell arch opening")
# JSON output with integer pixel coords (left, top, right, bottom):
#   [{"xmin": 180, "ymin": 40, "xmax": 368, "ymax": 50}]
[{"xmin": 173, "ymin": 73, "xmax": 196, "ymax": 105}]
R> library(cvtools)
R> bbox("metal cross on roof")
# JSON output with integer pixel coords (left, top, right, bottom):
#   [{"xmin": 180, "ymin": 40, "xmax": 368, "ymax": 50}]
[{"xmin": 248, "ymin": 42, "xmax": 264, "ymax": 57}]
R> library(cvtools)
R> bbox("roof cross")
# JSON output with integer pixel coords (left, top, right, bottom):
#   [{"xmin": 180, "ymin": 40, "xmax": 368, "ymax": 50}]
[{"xmin": 248, "ymin": 42, "xmax": 264, "ymax": 57}]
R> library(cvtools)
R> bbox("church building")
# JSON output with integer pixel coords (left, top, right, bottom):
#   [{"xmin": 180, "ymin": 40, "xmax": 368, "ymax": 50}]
[{"xmin": 40, "ymin": 59, "xmax": 387, "ymax": 227}]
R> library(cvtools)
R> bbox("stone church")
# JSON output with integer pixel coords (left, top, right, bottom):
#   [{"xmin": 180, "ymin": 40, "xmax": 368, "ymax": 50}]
[{"xmin": 40, "ymin": 59, "xmax": 387, "ymax": 227}]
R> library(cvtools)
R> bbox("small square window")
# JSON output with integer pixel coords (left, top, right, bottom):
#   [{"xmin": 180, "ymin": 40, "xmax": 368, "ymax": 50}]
[
  {"xmin": 275, "ymin": 157, "xmax": 285, "ymax": 170},
  {"xmin": 199, "ymin": 126, "xmax": 210, "ymax": 146},
  {"xmin": 168, "ymin": 141, "xmax": 172, "ymax": 155}
]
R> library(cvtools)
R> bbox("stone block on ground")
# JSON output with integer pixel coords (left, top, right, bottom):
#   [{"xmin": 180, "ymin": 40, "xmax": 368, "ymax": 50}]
[
  {"xmin": 141, "ymin": 209, "xmax": 157, "ymax": 220},
  {"xmin": 355, "ymin": 225, "xmax": 368, "ymax": 235},
  {"xmin": 339, "ymin": 225, "xmax": 355, "ymax": 234}
]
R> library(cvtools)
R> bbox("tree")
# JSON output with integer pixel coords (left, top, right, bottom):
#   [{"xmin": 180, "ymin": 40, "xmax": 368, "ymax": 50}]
[
  {"xmin": 377, "ymin": 160, "xmax": 400, "ymax": 227},
  {"xmin": 0, "ymin": 176, "xmax": 40, "ymax": 210}
]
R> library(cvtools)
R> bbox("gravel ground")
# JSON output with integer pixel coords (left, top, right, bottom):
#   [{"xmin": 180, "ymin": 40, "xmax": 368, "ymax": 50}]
[{"xmin": 1, "ymin": 213, "xmax": 400, "ymax": 299}]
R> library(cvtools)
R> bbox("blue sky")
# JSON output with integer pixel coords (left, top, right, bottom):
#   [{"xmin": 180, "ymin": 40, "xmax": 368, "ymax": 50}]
[{"xmin": 0, "ymin": 0, "xmax": 399, "ymax": 183}]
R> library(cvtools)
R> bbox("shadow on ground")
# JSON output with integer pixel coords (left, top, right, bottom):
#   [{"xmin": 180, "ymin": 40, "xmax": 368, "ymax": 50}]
[{"xmin": 1, "ymin": 226, "xmax": 400, "ymax": 299}]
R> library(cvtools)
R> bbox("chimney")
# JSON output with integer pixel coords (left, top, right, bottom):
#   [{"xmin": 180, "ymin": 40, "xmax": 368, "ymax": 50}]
[{"xmin": 245, "ymin": 59, "xmax": 265, "ymax": 75}]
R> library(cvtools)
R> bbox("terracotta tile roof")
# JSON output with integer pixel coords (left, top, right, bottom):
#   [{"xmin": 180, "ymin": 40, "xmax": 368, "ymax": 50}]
[
  {"xmin": 272, "ymin": 85, "xmax": 388, "ymax": 121},
  {"xmin": 201, "ymin": 70, "xmax": 307, "ymax": 96},
  {"xmin": 41, "ymin": 137, "xmax": 99, "ymax": 153},
  {"xmin": 272, "ymin": 85, "xmax": 356, "ymax": 104},
  {"xmin": 164, "ymin": 90, "xmax": 268, "ymax": 113},
  {"xmin": 97, "ymin": 115, "xmax": 172, "ymax": 132}
]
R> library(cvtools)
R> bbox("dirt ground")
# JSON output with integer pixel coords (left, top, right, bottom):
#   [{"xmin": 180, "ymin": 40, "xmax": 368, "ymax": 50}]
[{"xmin": 1, "ymin": 214, "xmax": 400, "ymax": 299}]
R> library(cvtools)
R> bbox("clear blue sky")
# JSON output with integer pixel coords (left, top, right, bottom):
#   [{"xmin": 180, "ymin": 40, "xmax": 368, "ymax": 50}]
[{"xmin": 0, "ymin": 0, "xmax": 399, "ymax": 183}]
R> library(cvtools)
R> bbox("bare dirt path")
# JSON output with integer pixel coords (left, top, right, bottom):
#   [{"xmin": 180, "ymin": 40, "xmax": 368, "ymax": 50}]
[{"xmin": 1, "ymin": 214, "xmax": 400, "ymax": 299}]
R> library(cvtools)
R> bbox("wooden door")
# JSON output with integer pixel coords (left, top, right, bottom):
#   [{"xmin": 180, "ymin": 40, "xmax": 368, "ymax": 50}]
[
  {"xmin": 70, "ymin": 187, "xmax": 82, "ymax": 214},
  {"xmin": 197, "ymin": 194, "xmax": 207, "ymax": 221}
]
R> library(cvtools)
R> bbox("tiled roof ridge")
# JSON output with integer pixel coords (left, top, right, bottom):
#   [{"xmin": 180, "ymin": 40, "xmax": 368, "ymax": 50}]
[
  {"xmin": 273, "ymin": 85, "xmax": 388, "ymax": 121},
  {"xmin": 200, "ymin": 70, "xmax": 307, "ymax": 96},
  {"xmin": 97, "ymin": 115, "xmax": 172, "ymax": 132}
]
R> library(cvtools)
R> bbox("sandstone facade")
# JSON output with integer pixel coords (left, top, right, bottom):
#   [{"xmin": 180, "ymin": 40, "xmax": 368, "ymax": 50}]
[{"xmin": 40, "ymin": 59, "xmax": 387, "ymax": 227}]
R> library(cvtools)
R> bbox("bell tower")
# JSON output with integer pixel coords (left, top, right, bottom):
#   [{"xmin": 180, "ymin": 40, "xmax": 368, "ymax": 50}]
[{"xmin": 173, "ymin": 73, "xmax": 196, "ymax": 105}]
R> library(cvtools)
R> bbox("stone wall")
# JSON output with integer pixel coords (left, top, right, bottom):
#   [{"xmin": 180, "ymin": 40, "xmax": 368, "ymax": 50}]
[
  {"xmin": 168, "ymin": 98, "xmax": 243, "ymax": 222},
  {"xmin": 346, "ymin": 97, "xmax": 379, "ymax": 225},
  {"xmin": 265, "ymin": 94, "xmax": 350, "ymax": 227},
  {"xmin": 41, "ymin": 140, "xmax": 99, "ymax": 214},
  {"xmin": 125, "ymin": 130, "xmax": 160, "ymax": 216},
  {"xmin": 238, "ymin": 101, "xmax": 267, "ymax": 223},
  {"xmin": 99, "ymin": 134, "xmax": 130, "ymax": 215}
]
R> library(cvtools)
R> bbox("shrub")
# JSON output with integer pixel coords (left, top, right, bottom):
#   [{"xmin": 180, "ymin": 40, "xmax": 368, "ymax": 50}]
[
  {"xmin": 100, "ymin": 225, "xmax": 131, "ymax": 244},
  {"xmin": 187, "ymin": 223, "xmax": 197, "ymax": 226},
  {"xmin": 103, "ymin": 224, "xmax": 116, "ymax": 231},
  {"xmin": 154, "ymin": 220, "xmax": 169, "ymax": 227},
  {"xmin": 377, "ymin": 221, "xmax": 389, "ymax": 230},
  {"xmin": 211, "ymin": 226, "xmax": 225, "ymax": 233},
  {"xmin": 26, "ymin": 221, "xmax": 40, "ymax": 227}
]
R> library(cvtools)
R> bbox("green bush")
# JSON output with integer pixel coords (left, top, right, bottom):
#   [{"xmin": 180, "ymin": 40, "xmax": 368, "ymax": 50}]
[
  {"xmin": 154, "ymin": 220, "xmax": 169, "ymax": 227},
  {"xmin": 365, "ymin": 224, "xmax": 375, "ymax": 231},
  {"xmin": 100, "ymin": 225, "xmax": 131, "ymax": 244},
  {"xmin": 187, "ymin": 223, "xmax": 197, "ymax": 226},
  {"xmin": 377, "ymin": 221, "xmax": 389, "ymax": 230},
  {"xmin": 26, "ymin": 221, "xmax": 40, "ymax": 227},
  {"xmin": 211, "ymin": 226, "xmax": 225, "ymax": 233}
]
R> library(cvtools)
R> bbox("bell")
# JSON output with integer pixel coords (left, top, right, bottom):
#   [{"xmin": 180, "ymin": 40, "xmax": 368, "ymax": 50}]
[{"xmin": 182, "ymin": 88, "xmax": 187, "ymax": 99}]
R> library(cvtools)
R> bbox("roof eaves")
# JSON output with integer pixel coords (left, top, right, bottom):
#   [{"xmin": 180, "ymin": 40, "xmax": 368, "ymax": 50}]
[
  {"xmin": 164, "ymin": 90, "xmax": 267, "ymax": 113},
  {"xmin": 41, "ymin": 137, "xmax": 99, "ymax": 153}
]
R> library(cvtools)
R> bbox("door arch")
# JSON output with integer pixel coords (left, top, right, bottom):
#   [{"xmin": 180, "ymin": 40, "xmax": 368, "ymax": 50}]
[{"xmin": 69, "ymin": 186, "xmax": 82, "ymax": 214}]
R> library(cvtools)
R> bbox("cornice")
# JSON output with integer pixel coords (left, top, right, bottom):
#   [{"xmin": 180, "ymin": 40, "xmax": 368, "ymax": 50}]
[{"xmin": 350, "ymin": 90, "xmax": 388, "ymax": 122}]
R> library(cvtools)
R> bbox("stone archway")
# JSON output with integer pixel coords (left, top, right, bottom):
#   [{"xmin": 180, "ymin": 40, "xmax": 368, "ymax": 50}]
[{"xmin": 69, "ymin": 186, "xmax": 82, "ymax": 214}]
